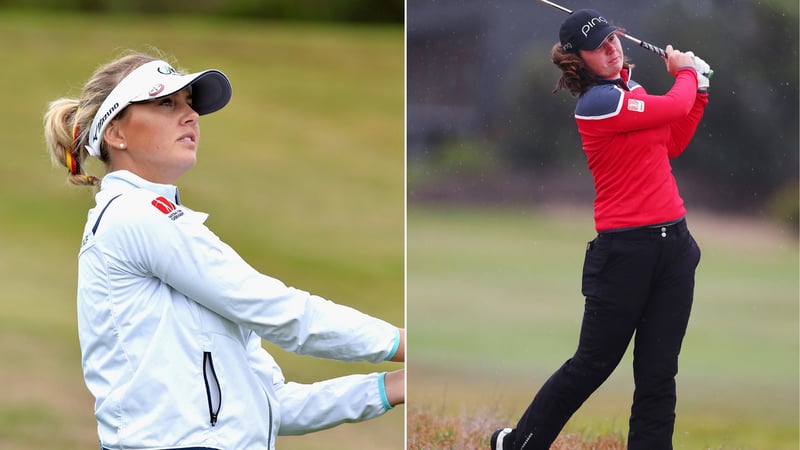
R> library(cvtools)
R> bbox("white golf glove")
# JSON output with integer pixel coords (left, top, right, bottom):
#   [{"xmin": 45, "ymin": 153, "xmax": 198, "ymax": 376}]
[{"xmin": 685, "ymin": 51, "xmax": 711, "ymax": 90}]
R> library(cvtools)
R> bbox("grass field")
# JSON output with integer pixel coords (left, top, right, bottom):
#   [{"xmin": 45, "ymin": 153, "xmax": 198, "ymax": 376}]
[
  {"xmin": 407, "ymin": 205, "xmax": 799, "ymax": 449},
  {"xmin": 0, "ymin": 11, "xmax": 403, "ymax": 450}
]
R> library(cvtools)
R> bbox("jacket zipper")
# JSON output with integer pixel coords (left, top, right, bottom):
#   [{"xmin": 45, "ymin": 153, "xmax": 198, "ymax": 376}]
[{"xmin": 203, "ymin": 352, "xmax": 222, "ymax": 426}]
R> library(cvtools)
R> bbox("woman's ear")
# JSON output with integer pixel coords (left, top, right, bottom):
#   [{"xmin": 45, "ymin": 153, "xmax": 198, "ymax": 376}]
[{"xmin": 103, "ymin": 119, "xmax": 127, "ymax": 151}]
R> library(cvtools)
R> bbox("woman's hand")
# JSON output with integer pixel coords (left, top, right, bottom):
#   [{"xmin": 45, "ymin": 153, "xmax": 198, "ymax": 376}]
[{"xmin": 664, "ymin": 45, "xmax": 694, "ymax": 76}]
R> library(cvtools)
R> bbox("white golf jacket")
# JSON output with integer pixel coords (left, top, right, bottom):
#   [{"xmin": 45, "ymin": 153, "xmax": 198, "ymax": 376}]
[{"xmin": 76, "ymin": 170, "xmax": 400, "ymax": 450}]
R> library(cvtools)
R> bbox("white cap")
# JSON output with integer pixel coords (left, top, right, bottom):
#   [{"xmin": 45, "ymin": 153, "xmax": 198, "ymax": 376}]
[{"xmin": 86, "ymin": 60, "xmax": 232, "ymax": 157}]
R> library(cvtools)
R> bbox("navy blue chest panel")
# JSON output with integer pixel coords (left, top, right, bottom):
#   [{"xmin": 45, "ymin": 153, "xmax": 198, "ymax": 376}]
[
  {"xmin": 575, "ymin": 84, "xmax": 624, "ymax": 119},
  {"xmin": 575, "ymin": 81, "xmax": 642, "ymax": 120}
]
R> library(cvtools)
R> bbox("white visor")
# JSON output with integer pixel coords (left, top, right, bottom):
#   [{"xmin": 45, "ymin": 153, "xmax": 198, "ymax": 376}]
[{"xmin": 86, "ymin": 60, "xmax": 232, "ymax": 157}]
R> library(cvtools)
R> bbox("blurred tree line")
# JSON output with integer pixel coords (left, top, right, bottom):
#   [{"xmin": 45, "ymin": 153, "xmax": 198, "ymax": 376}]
[{"xmin": 0, "ymin": 0, "xmax": 403, "ymax": 22}]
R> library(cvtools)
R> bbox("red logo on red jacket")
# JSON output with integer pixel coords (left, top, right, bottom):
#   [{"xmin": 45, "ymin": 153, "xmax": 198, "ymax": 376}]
[{"xmin": 151, "ymin": 196, "xmax": 176, "ymax": 214}]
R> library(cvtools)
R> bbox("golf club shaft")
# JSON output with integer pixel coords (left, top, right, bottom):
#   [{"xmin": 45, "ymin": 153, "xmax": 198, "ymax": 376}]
[{"xmin": 538, "ymin": 0, "xmax": 571, "ymax": 14}]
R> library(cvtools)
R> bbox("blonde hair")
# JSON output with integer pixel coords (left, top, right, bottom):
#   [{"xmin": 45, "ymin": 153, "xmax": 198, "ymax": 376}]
[{"xmin": 43, "ymin": 51, "xmax": 162, "ymax": 186}]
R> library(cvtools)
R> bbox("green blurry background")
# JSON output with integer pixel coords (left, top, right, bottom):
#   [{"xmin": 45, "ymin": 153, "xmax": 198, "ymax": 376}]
[{"xmin": 0, "ymin": 9, "xmax": 403, "ymax": 450}]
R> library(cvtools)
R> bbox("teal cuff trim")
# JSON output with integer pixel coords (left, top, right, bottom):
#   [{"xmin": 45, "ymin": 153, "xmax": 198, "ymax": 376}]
[
  {"xmin": 383, "ymin": 327, "xmax": 400, "ymax": 361},
  {"xmin": 378, "ymin": 372, "xmax": 392, "ymax": 410}
]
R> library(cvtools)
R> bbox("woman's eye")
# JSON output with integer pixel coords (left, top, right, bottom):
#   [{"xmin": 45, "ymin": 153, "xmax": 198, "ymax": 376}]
[{"xmin": 159, "ymin": 98, "xmax": 174, "ymax": 106}]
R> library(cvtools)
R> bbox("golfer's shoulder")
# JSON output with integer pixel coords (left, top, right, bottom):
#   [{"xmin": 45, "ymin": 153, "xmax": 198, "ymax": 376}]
[
  {"xmin": 93, "ymin": 188, "xmax": 182, "ymax": 235},
  {"xmin": 104, "ymin": 188, "xmax": 171, "ymax": 214},
  {"xmin": 575, "ymin": 83, "xmax": 625, "ymax": 119}
]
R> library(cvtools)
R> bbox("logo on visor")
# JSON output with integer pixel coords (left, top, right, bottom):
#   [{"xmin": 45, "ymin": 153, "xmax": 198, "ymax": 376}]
[
  {"xmin": 149, "ymin": 83, "xmax": 165, "ymax": 97},
  {"xmin": 91, "ymin": 102, "xmax": 120, "ymax": 143},
  {"xmin": 157, "ymin": 64, "xmax": 178, "ymax": 75}
]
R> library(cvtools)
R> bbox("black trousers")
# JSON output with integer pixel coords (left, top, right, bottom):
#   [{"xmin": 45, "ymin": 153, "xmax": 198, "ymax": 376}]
[{"xmin": 512, "ymin": 219, "xmax": 701, "ymax": 450}]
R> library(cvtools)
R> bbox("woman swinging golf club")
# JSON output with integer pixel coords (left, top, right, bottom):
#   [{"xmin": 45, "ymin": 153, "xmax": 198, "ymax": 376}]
[{"xmin": 491, "ymin": 9, "xmax": 710, "ymax": 450}]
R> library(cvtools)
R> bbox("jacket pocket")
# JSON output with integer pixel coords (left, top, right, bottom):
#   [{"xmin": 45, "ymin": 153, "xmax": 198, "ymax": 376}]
[{"xmin": 203, "ymin": 352, "xmax": 222, "ymax": 426}]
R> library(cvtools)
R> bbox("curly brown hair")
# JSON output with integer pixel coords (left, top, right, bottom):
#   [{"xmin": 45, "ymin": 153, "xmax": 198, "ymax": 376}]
[{"xmin": 550, "ymin": 42, "xmax": 633, "ymax": 97}]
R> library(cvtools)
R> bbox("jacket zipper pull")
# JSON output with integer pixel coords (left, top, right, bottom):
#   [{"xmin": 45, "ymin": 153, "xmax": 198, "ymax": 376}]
[{"xmin": 203, "ymin": 352, "xmax": 222, "ymax": 427}]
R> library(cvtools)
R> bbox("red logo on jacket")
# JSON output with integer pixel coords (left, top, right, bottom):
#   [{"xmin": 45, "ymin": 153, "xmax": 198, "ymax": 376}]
[{"xmin": 151, "ymin": 196, "xmax": 176, "ymax": 214}]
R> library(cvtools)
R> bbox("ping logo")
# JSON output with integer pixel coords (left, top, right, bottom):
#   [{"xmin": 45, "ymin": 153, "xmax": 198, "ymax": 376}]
[
  {"xmin": 582, "ymin": 16, "xmax": 608, "ymax": 37},
  {"xmin": 151, "ymin": 196, "xmax": 176, "ymax": 214}
]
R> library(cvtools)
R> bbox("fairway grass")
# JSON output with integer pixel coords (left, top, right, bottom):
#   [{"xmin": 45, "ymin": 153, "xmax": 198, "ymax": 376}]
[
  {"xmin": 0, "ymin": 12, "xmax": 403, "ymax": 450},
  {"xmin": 408, "ymin": 205, "xmax": 799, "ymax": 449}
]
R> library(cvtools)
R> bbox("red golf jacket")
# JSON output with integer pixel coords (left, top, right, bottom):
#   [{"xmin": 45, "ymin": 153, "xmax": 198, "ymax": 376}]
[{"xmin": 575, "ymin": 67, "xmax": 708, "ymax": 232}]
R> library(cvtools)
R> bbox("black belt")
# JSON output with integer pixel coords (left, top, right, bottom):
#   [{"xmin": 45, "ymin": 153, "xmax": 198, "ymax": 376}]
[{"xmin": 598, "ymin": 218, "xmax": 688, "ymax": 239}]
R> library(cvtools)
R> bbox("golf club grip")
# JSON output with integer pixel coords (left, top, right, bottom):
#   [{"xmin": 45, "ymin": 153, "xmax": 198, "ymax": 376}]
[
  {"xmin": 638, "ymin": 39, "xmax": 666, "ymax": 57},
  {"xmin": 619, "ymin": 33, "xmax": 664, "ymax": 57},
  {"xmin": 622, "ymin": 33, "xmax": 714, "ymax": 77}
]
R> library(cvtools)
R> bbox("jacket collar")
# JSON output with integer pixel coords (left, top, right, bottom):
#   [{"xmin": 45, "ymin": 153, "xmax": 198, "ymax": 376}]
[
  {"xmin": 596, "ymin": 67, "xmax": 632, "ymax": 91},
  {"xmin": 101, "ymin": 170, "xmax": 182, "ymax": 205}
]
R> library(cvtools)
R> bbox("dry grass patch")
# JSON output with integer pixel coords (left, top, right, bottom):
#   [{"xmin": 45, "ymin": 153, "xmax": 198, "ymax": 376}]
[{"xmin": 408, "ymin": 407, "xmax": 626, "ymax": 450}]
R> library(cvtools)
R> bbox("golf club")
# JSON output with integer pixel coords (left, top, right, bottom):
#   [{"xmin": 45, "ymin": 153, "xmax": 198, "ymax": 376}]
[{"xmin": 538, "ymin": 0, "xmax": 714, "ymax": 77}]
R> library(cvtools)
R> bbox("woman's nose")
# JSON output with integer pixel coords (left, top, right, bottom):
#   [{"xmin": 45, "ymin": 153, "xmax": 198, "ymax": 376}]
[{"xmin": 182, "ymin": 104, "xmax": 199, "ymax": 123}]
